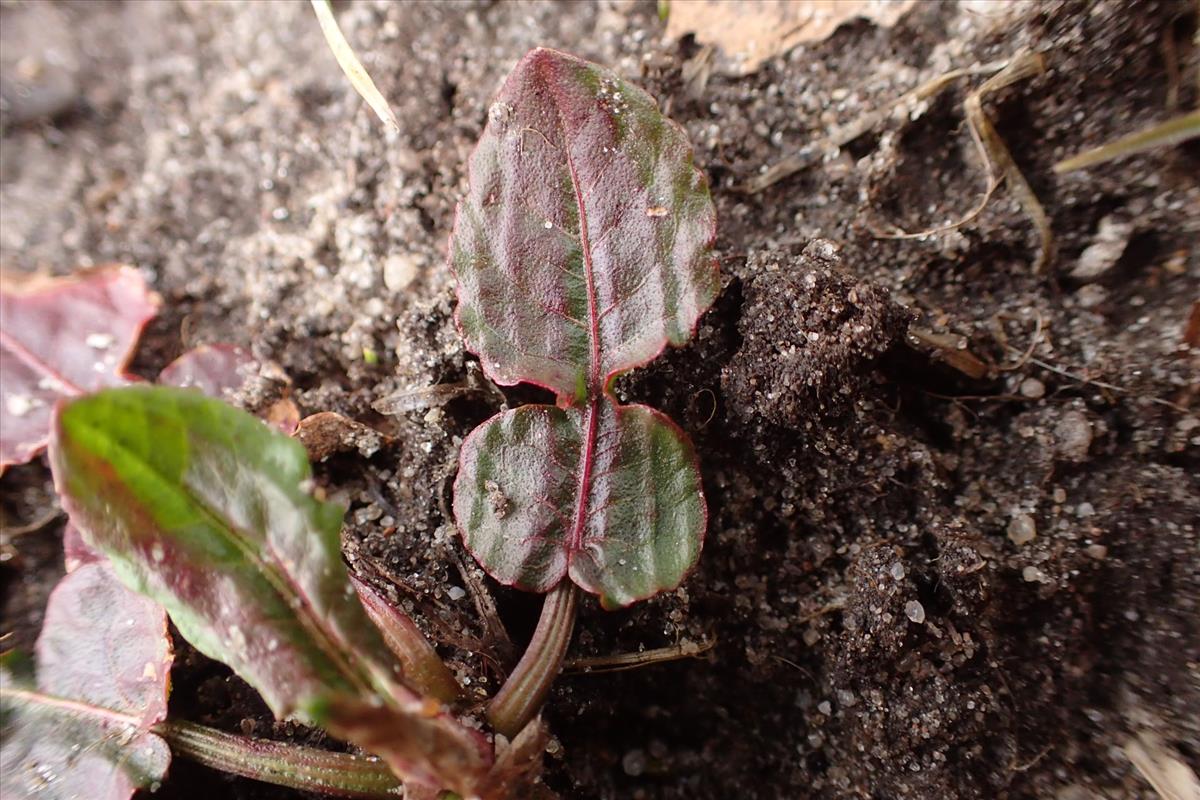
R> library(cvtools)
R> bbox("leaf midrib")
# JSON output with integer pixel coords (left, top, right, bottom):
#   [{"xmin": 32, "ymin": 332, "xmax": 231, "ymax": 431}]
[
  {"xmin": 0, "ymin": 328, "xmax": 85, "ymax": 396},
  {"xmin": 1, "ymin": 684, "xmax": 145, "ymax": 730},
  {"xmin": 549, "ymin": 75, "xmax": 605, "ymax": 565},
  {"xmin": 81, "ymin": 415, "xmax": 379, "ymax": 705}
]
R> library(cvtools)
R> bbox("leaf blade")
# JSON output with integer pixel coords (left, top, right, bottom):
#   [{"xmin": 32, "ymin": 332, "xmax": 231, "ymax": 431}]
[
  {"xmin": 454, "ymin": 401, "xmax": 705, "ymax": 608},
  {"xmin": 0, "ymin": 563, "xmax": 173, "ymax": 800},
  {"xmin": 49, "ymin": 386, "xmax": 492, "ymax": 793},
  {"xmin": 450, "ymin": 47, "xmax": 718, "ymax": 401},
  {"xmin": 0, "ymin": 266, "xmax": 158, "ymax": 471},
  {"xmin": 50, "ymin": 385, "xmax": 382, "ymax": 719}
]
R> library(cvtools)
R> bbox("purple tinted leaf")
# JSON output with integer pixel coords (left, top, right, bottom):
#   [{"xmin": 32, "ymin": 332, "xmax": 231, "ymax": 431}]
[
  {"xmin": 0, "ymin": 563, "xmax": 173, "ymax": 800},
  {"xmin": 62, "ymin": 521, "xmax": 103, "ymax": 573},
  {"xmin": 454, "ymin": 401, "xmax": 705, "ymax": 609},
  {"xmin": 36, "ymin": 563, "xmax": 172, "ymax": 728},
  {"xmin": 450, "ymin": 47, "xmax": 718, "ymax": 401},
  {"xmin": 158, "ymin": 343, "xmax": 256, "ymax": 399},
  {"xmin": 0, "ymin": 266, "xmax": 158, "ymax": 471},
  {"xmin": 450, "ymin": 49, "xmax": 713, "ymax": 610},
  {"xmin": 159, "ymin": 344, "xmax": 300, "ymax": 434}
]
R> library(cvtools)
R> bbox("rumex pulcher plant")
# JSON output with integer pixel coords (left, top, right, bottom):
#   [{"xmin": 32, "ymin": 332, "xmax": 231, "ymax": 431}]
[{"xmin": 0, "ymin": 46, "xmax": 717, "ymax": 800}]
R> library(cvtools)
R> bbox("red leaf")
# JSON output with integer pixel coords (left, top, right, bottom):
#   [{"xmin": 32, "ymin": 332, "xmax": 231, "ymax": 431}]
[
  {"xmin": 158, "ymin": 343, "xmax": 256, "ymax": 398},
  {"xmin": 0, "ymin": 267, "xmax": 158, "ymax": 471},
  {"xmin": 62, "ymin": 522, "xmax": 102, "ymax": 573},
  {"xmin": 1, "ymin": 563, "xmax": 173, "ymax": 800}
]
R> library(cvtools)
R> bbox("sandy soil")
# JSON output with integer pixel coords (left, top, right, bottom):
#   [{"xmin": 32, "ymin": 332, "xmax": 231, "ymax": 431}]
[{"xmin": 1, "ymin": 1, "xmax": 1197, "ymax": 798}]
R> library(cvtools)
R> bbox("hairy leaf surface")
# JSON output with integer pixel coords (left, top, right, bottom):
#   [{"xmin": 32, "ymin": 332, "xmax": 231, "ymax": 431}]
[
  {"xmin": 454, "ymin": 402, "xmax": 705, "ymax": 609},
  {"xmin": 49, "ymin": 386, "xmax": 490, "ymax": 793},
  {"xmin": 0, "ymin": 266, "xmax": 158, "ymax": 471},
  {"xmin": 451, "ymin": 47, "xmax": 718, "ymax": 401},
  {"xmin": 0, "ymin": 563, "xmax": 173, "ymax": 800}
]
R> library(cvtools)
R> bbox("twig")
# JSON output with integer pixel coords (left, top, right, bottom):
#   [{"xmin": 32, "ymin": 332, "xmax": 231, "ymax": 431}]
[
  {"xmin": 449, "ymin": 545, "xmax": 515, "ymax": 664},
  {"xmin": 0, "ymin": 505, "xmax": 63, "ymax": 537},
  {"xmin": 1017, "ymin": 352, "xmax": 1190, "ymax": 413},
  {"xmin": 310, "ymin": 0, "xmax": 399, "ymax": 134}
]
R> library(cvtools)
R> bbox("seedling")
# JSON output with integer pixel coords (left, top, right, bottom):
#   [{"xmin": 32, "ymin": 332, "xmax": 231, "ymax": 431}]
[
  {"xmin": 449, "ymin": 47, "xmax": 717, "ymax": 736},
  {"xmin": 0, "ymin": 47, "xmax": 715, "ymax": 799}
]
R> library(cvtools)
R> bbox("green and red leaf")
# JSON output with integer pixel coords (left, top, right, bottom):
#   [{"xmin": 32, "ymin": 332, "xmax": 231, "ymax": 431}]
[
  {"xmin": 350, "ymin": 574, "xmax": 464, "ymax": 706},
  {"xmin": 454, "ymin": 401, "xmax": 705, "ymax": 609},
  {"xmin": 0, "ymin": 563, "xmax": 173, "ymax": 800},
  {"xmin": 0, "ymin": 266, "xmax": 159, "ymax": 472},
  {"xmin": 49, "ymin": 386, "xmax": 490, "ymax": 794},
  {"xmin": 450, "ymin": 47, "xmax": 718, "ymax": 402}
]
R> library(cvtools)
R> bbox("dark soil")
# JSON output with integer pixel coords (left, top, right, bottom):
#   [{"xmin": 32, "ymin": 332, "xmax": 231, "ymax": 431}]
[{"xmin": 2, "ymin": 1, "xmax": 1198, "ymax": 798}]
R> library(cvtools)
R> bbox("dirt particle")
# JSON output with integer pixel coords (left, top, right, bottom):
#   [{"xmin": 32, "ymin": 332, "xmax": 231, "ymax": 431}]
[
  {"xmin": 1007, "ymin": 514, "xmax": 1037, "ymax": 546},
  {"xmin": 722, "ymin": 245, "xmax": 912, "ymax": 426},
  {"xmin": 1071, "ymin": 215, "xmax": 1134, "ymax": 281},
  {"xmin": 622, "ymin": 749, "xmax": 647, "ymax": 777},
  {"xmin": 1054, "ymin": 410, "xmax": 1094, "ymax": 462},
  {"xmin": 1019, "ymin": 377, "xmax": 1046, "ymax": 399}
]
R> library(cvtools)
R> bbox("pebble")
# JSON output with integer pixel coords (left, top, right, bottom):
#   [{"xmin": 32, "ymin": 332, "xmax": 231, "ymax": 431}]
[
  {"xmin": 383, "ymin": 253, "xmax": 420, "ymax": 292},
  {"xmin": 1071, "ymin": 215, "xmax": 1134, "ymax": 281},
  {"xmin": 904, "ymin": 600, "xmax": 926, "ymax": 624},
  {"xmin": 1007, "ymin": 514, "xmax": 1037, "ymax": 546},
  {"xmin": 622, "ymin": 749, "xmax": 647, "ymax": 777},
  {"xmin": 1055, "ymin": 411, "xmax": 1093, "ymax": 462},
  {"xmin": 1019, "ymin": 377, "xmax": 1045, "ymax": 399},
  {"xmin": 1085, "ymin": 544, "xmax": 1108, "ymax": 560},
  {"xmin": 447, "ymin": 586, "xmax": 466, "ymax": 601}
]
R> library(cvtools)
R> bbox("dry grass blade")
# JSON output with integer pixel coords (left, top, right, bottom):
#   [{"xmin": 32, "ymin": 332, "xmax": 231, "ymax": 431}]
[
  {"xmin": 873, "ymin": 50, "xmax": 1055, "ymax": 273},
  {"xmin": 310, "ymin": 0, "xmax": 399, "ymax": 134},
  {"xmin": 745, "ymin": 59, "xmax": 1007, "ymax": 193},
  {"xmin": 1053, "ymin": 110, "xmax": 1200, "ymax": 173},
  {"xmin": 564, "ymin": 637, "xmax": 715, "ymax": 674},
  {"xmin": 1124, "ymin": 730, "xmax": 1200, "ymax": 800}
]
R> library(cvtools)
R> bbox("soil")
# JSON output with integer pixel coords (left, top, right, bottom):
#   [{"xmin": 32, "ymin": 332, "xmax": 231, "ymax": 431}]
[{"xmin": 2, "ymin": 1, "xmax": 1198, "ymax": 799}]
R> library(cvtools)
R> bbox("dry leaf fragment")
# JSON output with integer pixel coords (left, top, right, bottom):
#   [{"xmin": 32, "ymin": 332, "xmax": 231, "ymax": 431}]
[
  {"xmin": 294, "ymin": 411, "xmax": 388, "ymax": 461},
  {"xmin": 665, "ymin": 0, "xmax": 917, "ymax": 75}
]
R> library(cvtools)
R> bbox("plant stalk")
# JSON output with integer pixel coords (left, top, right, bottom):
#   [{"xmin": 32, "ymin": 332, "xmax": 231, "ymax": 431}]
[
  {"xmin": 158, "ymin": 719, "xmax": 402, "ymax": 798},
  {"xmin": 486, "ymin": 581, "xmax": 578, "ymax": 738}
]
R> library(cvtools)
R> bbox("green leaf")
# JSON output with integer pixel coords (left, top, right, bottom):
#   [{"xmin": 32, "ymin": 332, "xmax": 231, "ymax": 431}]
[
  {"xmin": 454, "ymin": 401, "xmax": 705, "ymax": 609},
  {"xmin": 1, "ymin": 563, "xmax": 173, "ymax": 800},
  {"xmin": 49, "ymin": 386, "xmax": 490, "ymax": 794},
  {"xmin": 450, "ymin": 47, "xmax": 718, "ymax": 403}
]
